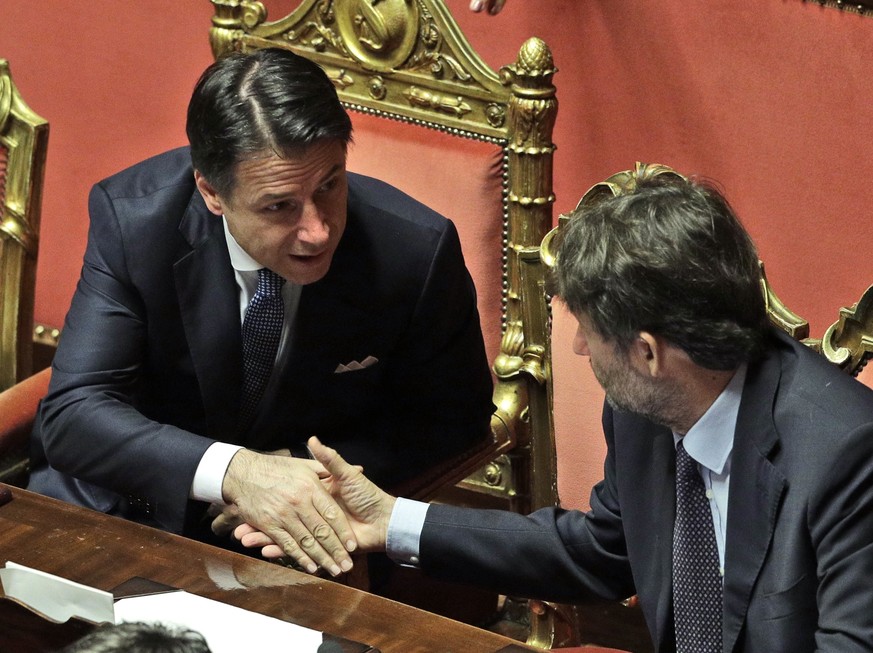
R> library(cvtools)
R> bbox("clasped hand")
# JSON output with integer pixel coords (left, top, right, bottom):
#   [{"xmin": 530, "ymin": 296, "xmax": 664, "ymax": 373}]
[
  {"xmin": 232, "ymin": 436, "xmax": 395, "ymax": 567},
  {"xmin": 219, "ymin": 443, "xmax": 364, "ymax": 576}
]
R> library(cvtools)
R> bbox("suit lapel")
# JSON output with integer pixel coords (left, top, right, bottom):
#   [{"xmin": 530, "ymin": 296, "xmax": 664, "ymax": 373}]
[
  {"xmin": 651, "ymin": 426, "xmax": 678, "ymax": 653},
  {"xmin": 174, "ymin": 196, "xmax": 243, "ymax": 443},
  {"xmin": 284, "ymin": 213, "xmax": 374, "ymax": 376},
  {"xmin": 722, "ymin": 345, "xmax": 787, "ymax": 652}
]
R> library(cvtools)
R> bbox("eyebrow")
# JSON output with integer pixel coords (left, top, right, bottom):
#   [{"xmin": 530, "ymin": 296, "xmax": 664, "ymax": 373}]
[{"xmin": 255, "ymin": 164, "xmax": 344, "ymax": 205}]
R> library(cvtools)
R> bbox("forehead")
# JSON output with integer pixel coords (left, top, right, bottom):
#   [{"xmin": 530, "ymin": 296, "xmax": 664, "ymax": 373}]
[{"xmin": 230, "ymin": 140, "xmax": 347, "ymax": 199}]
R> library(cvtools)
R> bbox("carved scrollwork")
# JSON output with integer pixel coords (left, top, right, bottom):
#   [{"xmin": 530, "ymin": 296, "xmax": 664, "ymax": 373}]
[
  {"xmin": 240, "ymin": 1, "xmax": 267, "ymax": 29},
  {"xmin": 403, "ymin": 86, "xmax": 471, "ymax": 117},
  {"xmin": 327, "ymin": 68, "xmax": 354, "ymax": 89},
  {"xmin": 519, "ymin": 344, "xmax": 547, "ymax": 385},
  {"xmin": 494, "ymin": 321, "xmax": 524, "ymax": 379},
  {"xmin": 484, "ymin": 102, "xmax": 505, "ymax": 128},
  {"xmin": 820, "ymin": 285, "xmax": 873, "ymax": 376},
  {"xmin": 399, "ymin": 2, "xmax": 472, "ymax": 82},
  {"xmin": 287, "ymin": 19, "xmax": 350, "ymax": 56},
  {"xmin": 494, "ymin": 322, "xmax": 547, "ymax": 384},
  {"xmin": 333, "ymin": 0, "xmax": 420, "ymax": 71},
  {"xmin": 367, "ymin": 75, "xmax": 387, "ymax": 99}
]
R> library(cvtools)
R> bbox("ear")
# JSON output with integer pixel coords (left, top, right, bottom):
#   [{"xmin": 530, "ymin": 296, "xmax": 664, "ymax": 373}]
[
  {"xmin": 630, "ymin": 331, "xmax": 664, "ymax": 377},
  {"xmin": 194, "ymin": 170, "xmax": 225, "ymax": 216}
]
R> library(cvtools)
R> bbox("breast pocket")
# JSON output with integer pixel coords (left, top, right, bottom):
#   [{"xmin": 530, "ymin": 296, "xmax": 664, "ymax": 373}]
[
  {"xmin": 760, "ymin": 572, "xmax": 817, "ymax": 621},
  {"xmin": 744, "ymin": 573, "xmax": 818, "ymax": 652}
]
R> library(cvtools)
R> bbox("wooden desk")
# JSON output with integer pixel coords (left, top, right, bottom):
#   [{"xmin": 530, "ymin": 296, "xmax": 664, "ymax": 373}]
[{"xmin": 0, "ymin": 485, "xmax": 534, "ymax": 652}]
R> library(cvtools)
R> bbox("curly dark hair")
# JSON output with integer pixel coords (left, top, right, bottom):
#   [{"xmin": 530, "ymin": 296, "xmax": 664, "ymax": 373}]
[{"xmin": 552, "ymin": 174, "xmax": 769, "ymax": 370}]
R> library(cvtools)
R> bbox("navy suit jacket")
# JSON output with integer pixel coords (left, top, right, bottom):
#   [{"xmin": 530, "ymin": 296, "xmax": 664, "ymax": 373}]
[
  {"xmin": 29, "ymin": 146, "xmax": 493, "ymax": 536},
  {"xmin": 418, "ymin": 331, "xmax": 873, "ymax": 652}
]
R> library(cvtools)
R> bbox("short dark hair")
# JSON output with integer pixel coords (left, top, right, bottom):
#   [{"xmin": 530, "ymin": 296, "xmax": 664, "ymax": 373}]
[
  {"xmin": 60, "ymin": 622, "xmax": 211, "ymax": 653},
  {"xmin": 552, "ymin": 174, "xmax": 769, "ymax": 370},
  {"xmin": 186, "ymin": 48, "xmax": 353, "ymax": 196}
]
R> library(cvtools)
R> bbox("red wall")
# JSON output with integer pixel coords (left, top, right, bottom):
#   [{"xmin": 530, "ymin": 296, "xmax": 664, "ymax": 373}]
[
  {"xmin": 0, "ymin": 2, "xmax": 216, "ymax": 329},
  {"xmin": 3, "ymin": 1, "xmax": 872, "ymax": 510}
]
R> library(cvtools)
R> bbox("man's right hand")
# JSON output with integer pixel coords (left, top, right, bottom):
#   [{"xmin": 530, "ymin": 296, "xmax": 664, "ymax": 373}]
[
  {"xmin": 235, "ymin": 436, "xmax": 396, "ymax": 560},
  {"xmin": 221, "ymin": 448, "xmax": 358, "ymax": 576}
]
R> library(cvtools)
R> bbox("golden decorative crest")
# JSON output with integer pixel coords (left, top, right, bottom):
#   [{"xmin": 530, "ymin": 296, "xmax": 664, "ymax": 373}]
[{"xmin": 335, "ymin": 0, "xmax": 419, "ymax": 71}]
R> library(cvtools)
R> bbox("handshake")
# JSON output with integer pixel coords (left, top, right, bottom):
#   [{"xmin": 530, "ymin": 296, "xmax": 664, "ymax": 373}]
[{"xmin": 218, "ymin": 437, "xmax": 397, "ymax": 577}]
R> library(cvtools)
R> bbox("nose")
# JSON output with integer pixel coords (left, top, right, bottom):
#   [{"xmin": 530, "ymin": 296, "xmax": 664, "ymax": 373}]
[
  {"xmin": 296, "ymin": 203, "xmax": 330, "ymax": 248},
  {"xmin": 573, "ymin": 325, "xmax": 590, "ymax": 357}
]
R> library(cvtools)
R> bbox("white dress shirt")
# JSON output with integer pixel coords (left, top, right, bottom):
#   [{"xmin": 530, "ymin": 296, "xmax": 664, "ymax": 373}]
[
  {"xmin": 188, "ymin": 217, "xmax": 301, "ymax": 503},
  {"xmin": 672, "ymin": 363, "xmax": 746, "ymax": 574},
  {"xmin": 386, "ymin": 364, "xmax": 747, "ymax": 569}
]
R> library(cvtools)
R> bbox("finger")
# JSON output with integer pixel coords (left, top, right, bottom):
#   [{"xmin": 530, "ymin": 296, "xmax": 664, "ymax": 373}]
[
  {"xmin": 261, "ymin": 544, "xmax": 285, "ymax": 559},
  {"xmin": 234, "ymin": 522, "xmax": 261, "ymax": 541},
  {"xmin": 489, "ymin": 0, "xmax": 506, "ymax": 14},
  {"xmin": 307, "ymin": 436, "xmax": 356, "ymax": 482},
  {"xmin": 259, "ymin": 522, "xmax": 321, "ymax": 574},
  {"xmin": 269, "ymin": 520, "xmax": 350, "ymax": 576},
  {"xmin": 292, "ymin": 494, "xmax": 357, "ymax": 572},
  {"xmin": 256, "ymin": 488, "xmax": 355, "ymax": 575},
  {"xmin": 237, "ymin": 526, "xmax": 275, "ymax": 548},
  {"xmin": 211, "ymin": 513, "xmax": 232, "ymax": 536}
]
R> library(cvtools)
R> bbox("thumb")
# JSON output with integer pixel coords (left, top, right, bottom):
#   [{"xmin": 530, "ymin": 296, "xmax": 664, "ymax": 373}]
[{"xmin": 307, "ymin": 436, "xmax": 355, "ymax": 480}]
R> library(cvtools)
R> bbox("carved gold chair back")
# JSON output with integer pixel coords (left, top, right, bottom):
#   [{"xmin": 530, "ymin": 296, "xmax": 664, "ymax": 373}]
[
  {"xmin": 0, "ymin": 59, "xmax": 48, "ymax": 392},
  {"xmin": 207, "ymin": 1, "xmax": 565, "ymax": 647}
]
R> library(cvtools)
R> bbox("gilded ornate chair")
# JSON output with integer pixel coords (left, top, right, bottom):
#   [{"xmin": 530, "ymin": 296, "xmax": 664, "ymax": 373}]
[
  {"xmin": 0, "ymin": 59, "xmax": 48, "ymax": 486},
  {"xmin": 0, "ymin": 59, "xmax": 47, "ymax": 391},
  {"xmin": 207, "ymin": 0, "xmax": 563, "ymax": 645}
]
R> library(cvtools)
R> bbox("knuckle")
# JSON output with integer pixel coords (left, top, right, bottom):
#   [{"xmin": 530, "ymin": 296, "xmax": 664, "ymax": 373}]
[
  {"xmin": 299, "ymin": 534, "xmax": 316, "ymax": 550},
  {"xmin": 313, "ymin": 523, "xmax": 332, "ymax": 540}
]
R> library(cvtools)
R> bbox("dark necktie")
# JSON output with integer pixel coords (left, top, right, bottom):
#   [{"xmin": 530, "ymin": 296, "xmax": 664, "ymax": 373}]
[
  {"xmin": 672, "ymin": 440, "xmax": 723, "ymax": 653},
  {"xmin": 239, "ymin": 268, "xmax": 285, "ymax": 431}
]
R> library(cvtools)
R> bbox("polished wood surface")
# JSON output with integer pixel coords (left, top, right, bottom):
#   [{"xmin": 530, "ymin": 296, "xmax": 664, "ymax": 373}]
[{"xmin": 0, "ymin": 485, "xmax": 534, "ymax": 652}]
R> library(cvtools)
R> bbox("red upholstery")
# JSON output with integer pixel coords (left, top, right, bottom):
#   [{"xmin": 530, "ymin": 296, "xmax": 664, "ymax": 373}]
[
  {"xmin": 346, "ymin": 111, "xmax": 505, "ymax": 367},
  {"xmin": 0, "ymin": 367, "xmax": 50, "ymax": 457}
]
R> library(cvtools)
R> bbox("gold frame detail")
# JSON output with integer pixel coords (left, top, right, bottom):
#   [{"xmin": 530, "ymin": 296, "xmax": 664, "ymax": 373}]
[{"xmin": 0, "ymin": 59, "xmax": 48, "ymax": 392}]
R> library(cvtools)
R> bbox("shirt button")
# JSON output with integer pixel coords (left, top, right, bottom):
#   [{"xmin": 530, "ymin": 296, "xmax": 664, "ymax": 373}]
[
  {"xmin": 705, "ymin": 489, "xmax": 714, "ymax": 500},
  {"xmin": 719, "ymin": 566, "xmax": 725, "ymax": 577},
  {"xmin": 409, "ymin": 556, "xmax": 420, "ymax": 565}
]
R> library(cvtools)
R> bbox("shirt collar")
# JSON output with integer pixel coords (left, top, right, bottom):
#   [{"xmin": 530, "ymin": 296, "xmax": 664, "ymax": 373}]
[
  {"xmin": 674, "ymin": 363, "xmax": 747, "ymax": 475},
  {"xmin": 222, "ymin": 215, "xmax": 261, "ymax": 272}
]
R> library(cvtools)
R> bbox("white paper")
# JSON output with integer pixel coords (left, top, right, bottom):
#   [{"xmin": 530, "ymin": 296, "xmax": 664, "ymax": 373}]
[
  {"xmin": 114, "ymin": 591, "xmax": 323, "ymax": 652},
  {"xmin": 0, "ymin": 561, "xmax": 115, "ymax": 624}
]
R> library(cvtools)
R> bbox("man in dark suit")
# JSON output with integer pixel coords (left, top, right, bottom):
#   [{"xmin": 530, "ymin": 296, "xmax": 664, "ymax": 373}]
[
  {"xmin": 239, "ymin": 172, "xmax": 873, "ymax": 651},
  {"xmin": 28, "ymin": 48, "xmax": 493, "ymax": 578}
]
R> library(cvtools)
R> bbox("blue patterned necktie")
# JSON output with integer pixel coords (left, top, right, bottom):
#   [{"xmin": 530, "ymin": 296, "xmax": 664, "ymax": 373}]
[
  {"xmin": 239, "ymin": 268, "xmax": 285, "ymax": 431},
  {"xmin": 672, "ymin": 440, "xmax": 723, "ymax": 653}
]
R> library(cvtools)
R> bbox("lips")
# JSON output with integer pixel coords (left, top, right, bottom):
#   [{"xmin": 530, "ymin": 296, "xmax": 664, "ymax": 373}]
[{"xmin": 290, "ymin": 249, "xmax": 326, "ymax": 260}]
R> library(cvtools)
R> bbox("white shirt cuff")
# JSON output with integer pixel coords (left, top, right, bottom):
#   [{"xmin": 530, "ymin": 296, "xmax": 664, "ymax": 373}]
[
  {"xmin": 190, "ymin": 442, "xmax": 244, "ymax": 503},
  {"xmin": 386, "ymin": 497, "xmax": 429, "ymax": 567}
]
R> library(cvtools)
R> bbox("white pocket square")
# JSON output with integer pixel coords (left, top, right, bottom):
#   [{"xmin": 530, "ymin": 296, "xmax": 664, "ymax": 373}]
[{"xmin": 334, "ymin": 355, "xmax": 379, "ymax": 374}]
